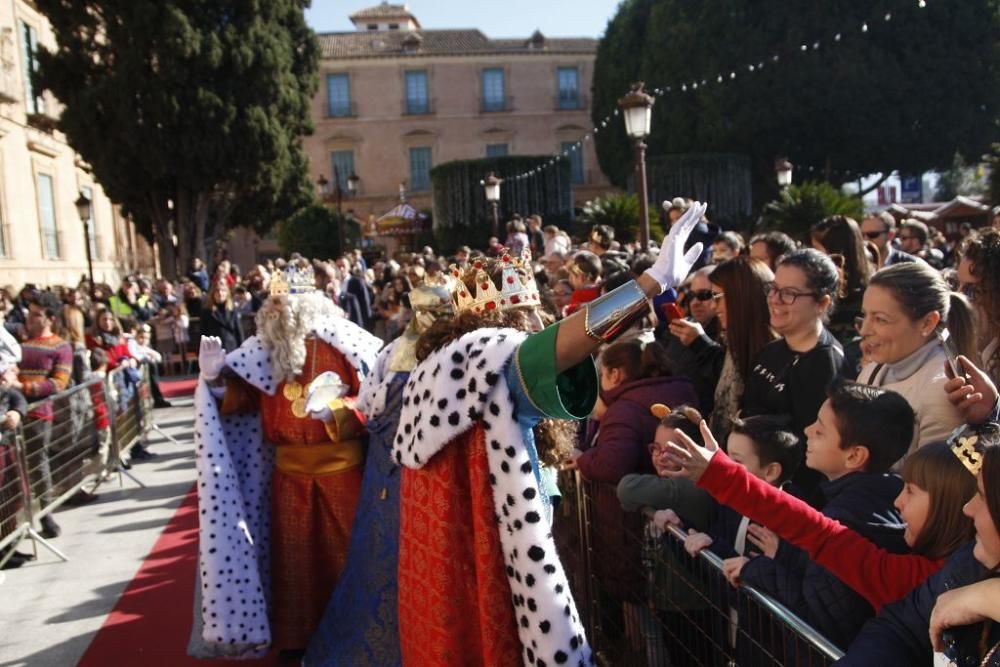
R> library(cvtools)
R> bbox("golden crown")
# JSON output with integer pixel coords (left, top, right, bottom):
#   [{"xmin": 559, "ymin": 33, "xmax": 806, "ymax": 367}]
[
  {"xmin": 448, "ymin": 250, "xmax": 539, "ymax": 314},
  {"xmin": 951, "ymin": 434, "xmax": 983, "ymax": 476},
  {"xmin": 450, "ymin": 260, "xmax": 502, "ymax": 314},
  {"xmin": 269, "ymin": 265, "xmax": 316, "ymax": 297}
]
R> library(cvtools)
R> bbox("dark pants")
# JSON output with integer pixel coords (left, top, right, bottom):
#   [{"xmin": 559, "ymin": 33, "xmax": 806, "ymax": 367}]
[
  {"xmin": 22, "ymin": 418, "xmax": 53, "ymax": 505},
  {"xmin": 145, "ymin": 361, "xmax": 166, "ymax": 404}
]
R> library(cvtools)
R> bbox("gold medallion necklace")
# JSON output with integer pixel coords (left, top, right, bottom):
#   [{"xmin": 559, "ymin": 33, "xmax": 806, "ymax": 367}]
[{"xmin": 285, "ymin": 335, "xmax": 319, "ymax": 418}]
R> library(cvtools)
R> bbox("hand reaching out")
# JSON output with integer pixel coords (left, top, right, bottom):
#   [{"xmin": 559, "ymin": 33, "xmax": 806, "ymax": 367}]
[{"xmin": 658, "ymin": 420, "xmax": 721, "ymax": 483}]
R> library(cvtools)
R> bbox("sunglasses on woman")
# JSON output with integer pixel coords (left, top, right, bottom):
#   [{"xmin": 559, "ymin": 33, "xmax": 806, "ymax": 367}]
[{"xmin": 687, "ymin": 289, "xmax": 717, "ymax": 302}]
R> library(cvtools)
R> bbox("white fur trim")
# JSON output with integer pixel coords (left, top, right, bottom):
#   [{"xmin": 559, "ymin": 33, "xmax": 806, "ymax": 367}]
[
  {"xmin": 225, "ymin": 316, "xmax": 383, "ymax": 396},
  {"xmin": 190, "ymin": 380, "xmax": 274, "ymax": 658},
  {"xmin": 393, "ymin": 328, "xmax": 592, "ymax": 667},
  {"xmin": 356, "ymin": 339, "xmax": 397, "ymax": 420}
]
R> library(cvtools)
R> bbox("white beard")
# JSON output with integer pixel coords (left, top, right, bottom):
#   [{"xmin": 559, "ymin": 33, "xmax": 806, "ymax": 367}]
[{"xmin": 255, "ymin": 292, "xmax": 343, "ymax": 383}]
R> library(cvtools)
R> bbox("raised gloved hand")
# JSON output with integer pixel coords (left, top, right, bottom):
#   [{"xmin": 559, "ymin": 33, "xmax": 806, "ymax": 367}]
[
  {"xmin": 643, "ymin": 201, "xmax": 708, "ymax": 293},
  {"xmin": 199, "ymin": 336, "xmax": 226, "ymax": 382}
]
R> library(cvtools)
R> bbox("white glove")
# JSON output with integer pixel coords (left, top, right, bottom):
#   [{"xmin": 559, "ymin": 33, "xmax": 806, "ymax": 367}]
[
  {"xmin": 305, "ymin": 371, "xmax": 349, "ymax": 423},
  {"xmin": 643, "ymin": 201, "xmax": 708, "ymax": 293},
  {"xmin": 198, "ymin": 336, "xmax": 226, "ymax": 382}
]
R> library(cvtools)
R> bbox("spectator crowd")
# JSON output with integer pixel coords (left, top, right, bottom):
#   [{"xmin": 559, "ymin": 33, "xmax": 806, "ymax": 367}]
[{"xmin": 3, "ymin": 198, "xmax": 1000, "ymax": 666}]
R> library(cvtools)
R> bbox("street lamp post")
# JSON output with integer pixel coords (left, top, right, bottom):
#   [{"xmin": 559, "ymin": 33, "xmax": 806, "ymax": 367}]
[
  {"xmin": 74, "ymin": 191, "xmax": 95, "ymax": 300},
  {"xmin": 481, "ymin": 172, "xmax": 502, "ymax": 239},
  {"xmin": 619, "ymin": 82, "xmax": 655, "ymax": 250},
  {"xmin": 775, "ymin": 158, "xmax": 794, "ymax": 189}
]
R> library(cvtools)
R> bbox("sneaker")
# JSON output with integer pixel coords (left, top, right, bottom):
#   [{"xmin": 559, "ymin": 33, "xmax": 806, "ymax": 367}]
[{"xmin": 39, "ymin": 515, "xmax": 61, "ymax": 539}]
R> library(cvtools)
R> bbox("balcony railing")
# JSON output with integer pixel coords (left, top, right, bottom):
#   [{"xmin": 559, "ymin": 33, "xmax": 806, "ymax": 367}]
[
  {"xmin": 480, "ymin": 96, "xmax": 513, "ymax": 113},
  {"xmin": 403, "ymin": 98, "xmax": 434, "ymax": 116},
  {"xmin": 556, "ymin": 92, "xmax": 588, "ymax": 111},
  {"xmin": 326, "ymin": 101, "xmax": 357, "ymax": 119}
]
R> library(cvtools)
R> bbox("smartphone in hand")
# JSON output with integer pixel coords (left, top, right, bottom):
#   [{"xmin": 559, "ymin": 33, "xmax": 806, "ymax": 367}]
[
  {"xmin": 660, "ymin": 302, "xmax": 684, "ymax": 324},
  {"xmin": 937, "ymin": 329, "xmax": 965, "ymax": 379}
]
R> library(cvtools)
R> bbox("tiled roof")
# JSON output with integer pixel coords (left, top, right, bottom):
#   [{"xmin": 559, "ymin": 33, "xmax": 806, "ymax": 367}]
[
  {"xmin": 349, "ymin": 3, "xmax": 413, "ymax": 20},
  {"xmin": 318, "ymin": 29, "xmax": 598, "ymax": 59}
]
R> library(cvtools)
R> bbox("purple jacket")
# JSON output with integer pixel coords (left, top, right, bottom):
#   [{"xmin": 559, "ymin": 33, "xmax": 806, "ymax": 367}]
[{"xmin": 578, "ymin": 375, "xmax": 698, "ymax": 484}]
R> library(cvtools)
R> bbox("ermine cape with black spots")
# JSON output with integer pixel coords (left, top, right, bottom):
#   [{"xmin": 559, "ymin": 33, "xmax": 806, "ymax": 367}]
[
  {"xmin": 392, "ymin": 328, "xmax": 592, "ymax": 667},
  {"xmin": 188, "ymin": 319, "xmax": 382, "ymax": 658}
]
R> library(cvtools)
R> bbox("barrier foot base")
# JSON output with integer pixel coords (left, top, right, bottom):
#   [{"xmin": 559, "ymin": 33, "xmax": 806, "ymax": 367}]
[
  {"xmin": 23, "ymin": 526, "xmax": 69, "ymax": 562},
  {"xmin": 149, "ymin": 424, "xmax": 181, "ymax": 447},
  {"xmin": 117, "ymin": 466, "xmax": 147, "ymax": 489}
]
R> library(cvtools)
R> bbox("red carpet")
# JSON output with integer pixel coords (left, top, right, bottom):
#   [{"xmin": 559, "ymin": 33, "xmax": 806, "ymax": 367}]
[
  {"xmin": 78, "ymin": 486, "xmax": 280, "ymax": 666},
  {"xmin": 160, "ymin": 377, "xmax": 198, "ymax": 398}
]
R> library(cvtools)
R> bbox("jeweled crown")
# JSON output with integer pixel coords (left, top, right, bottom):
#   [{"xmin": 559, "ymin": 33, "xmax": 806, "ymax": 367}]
[
  {"xmin": 951, "ymin": 434, "xmax": 983, "ymax": 476},
  {"xmin": 497, "ymin": 250, "xmax": 540, "ymax": 310},
  {"xmin": 269, "ymin": 265, "xmax": 316, "ymax": 297},
  {"xmin": 448, "ymin": 250, "xmax": 539, "ymax": 314},
  {"xmin": 450, "ymin": 260, "xmax": 502, "ymax": 314}
]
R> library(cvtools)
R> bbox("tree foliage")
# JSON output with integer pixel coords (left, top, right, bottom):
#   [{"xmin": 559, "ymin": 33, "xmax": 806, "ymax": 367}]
[
  {"xmin": 35, "ymin": 0, "xmax": 319, "ymax": 276},
  {"xmin": 760, "ymin": 182, "xmax": 864, "ymax": 237},
  {"xmin": 277, "ymin": 204, "xmax": 360, "ymax": 260},
  {"xmin": 935, "ymin": 152, "xmax": 991, "ymax": 202},
  {"xmin": 579, "ymin": 193, "xmax": 663, "ymax": 242},
  {"xmin": 593, "ymin": 0, "xmax": 1000, "ymax": 207}
]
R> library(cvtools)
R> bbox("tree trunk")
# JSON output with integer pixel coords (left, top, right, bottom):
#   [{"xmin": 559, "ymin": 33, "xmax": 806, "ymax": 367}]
[{"xmin": 147, "ymin": 196, "xmax": 177, "ymax": 280}]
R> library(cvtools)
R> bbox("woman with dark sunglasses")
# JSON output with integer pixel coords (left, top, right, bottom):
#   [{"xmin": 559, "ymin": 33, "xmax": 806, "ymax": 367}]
[{"xmin": 658, "ymin": 265, "xmax": 724, "ymax": 413}]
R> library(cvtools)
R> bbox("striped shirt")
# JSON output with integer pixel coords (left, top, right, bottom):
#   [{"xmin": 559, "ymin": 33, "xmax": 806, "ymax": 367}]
[{"xmin": 19, "ymin": 334, "xmax": 73, "ymax": 420}]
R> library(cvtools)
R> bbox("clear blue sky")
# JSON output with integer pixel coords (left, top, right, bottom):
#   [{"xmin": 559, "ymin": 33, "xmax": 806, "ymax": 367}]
[{"xmin": 305, "ymin": 0, "xmax": 623, "ymax": 38}]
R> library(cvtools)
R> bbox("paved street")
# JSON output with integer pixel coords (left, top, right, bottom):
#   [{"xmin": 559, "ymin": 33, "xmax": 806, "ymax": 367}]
[{"xmin": 0, "ymin": 398, "xmax": 196, "ymax": 667}]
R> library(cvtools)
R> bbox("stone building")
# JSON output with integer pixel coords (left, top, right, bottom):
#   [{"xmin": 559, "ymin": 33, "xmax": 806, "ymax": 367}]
[
  {"xmin": 0, "ymin": 1, "xmax": 152, "ymax": 292},
  {"xmin": 230, "ymin": 2, "xmax": 614, "ymax": 264}
]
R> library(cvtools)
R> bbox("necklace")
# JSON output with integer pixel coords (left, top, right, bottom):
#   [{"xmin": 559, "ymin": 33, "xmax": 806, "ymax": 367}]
[{"xmin": 284, "ymin": 335, "xmax": 319, "ymax": 418}]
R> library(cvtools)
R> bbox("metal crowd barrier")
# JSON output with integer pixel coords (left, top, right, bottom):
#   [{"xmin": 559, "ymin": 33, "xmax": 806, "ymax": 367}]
[
  {"xmin": 0, "ymin": 363, "xmax": 165, "ymax": 568},
  {"xmin": 554, "ymin": 472, "xmax": 845, "ymax": 667}
]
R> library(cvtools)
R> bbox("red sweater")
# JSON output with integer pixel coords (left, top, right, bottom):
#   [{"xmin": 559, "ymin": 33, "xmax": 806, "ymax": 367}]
[
  {"xmin": 86, "ymin": 334, "xmax": 132, "ymax": 370},
  {"xmin": 564, "ymin": 285, "xmax": 601, "ymax": 316},
  {"xmin": 698, "ymin": 451, "xmax": 945, "ymax": 612}
]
